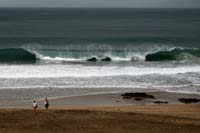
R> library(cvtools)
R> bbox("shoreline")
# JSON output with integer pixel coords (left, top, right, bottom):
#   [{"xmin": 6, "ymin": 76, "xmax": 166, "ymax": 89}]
[
  {"xmin": 0, "ymin": 90, "xmax": 200, "ymax": 108},
  {"xmin": 1, "ymin": 90, "xmax": 200, "ymax": 132}
]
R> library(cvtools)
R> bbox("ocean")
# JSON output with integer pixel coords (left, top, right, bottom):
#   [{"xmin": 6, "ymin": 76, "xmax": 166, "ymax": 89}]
[{"xmin": 0, "ymin": 8, "xmax": 200, "ymax": 97}]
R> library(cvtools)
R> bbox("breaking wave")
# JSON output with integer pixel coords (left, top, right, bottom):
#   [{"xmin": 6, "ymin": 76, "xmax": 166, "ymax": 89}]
[
  {"xmin": 146, "ymin": 48, "xmax": 200, "ymax": 61},
  {"xmin": 0, "ymin": 47, "xmax": 200, "ymax": 63},
  {"xmin": 0, "ymin": 48, "xmax": 36, "ymax": 63}
]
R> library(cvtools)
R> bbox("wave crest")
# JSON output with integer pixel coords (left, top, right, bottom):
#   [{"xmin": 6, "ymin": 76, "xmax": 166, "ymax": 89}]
[
  {"xmin": 145, "ymin": 48, "xmax": 200, "ymax": 61},
  {"xmin": 0, "ymin": 48, "xmax": 36, "ymax": 63},
  {"xmin": 1, "ymin": 47, "xmax": 200, "ymax": 63}
]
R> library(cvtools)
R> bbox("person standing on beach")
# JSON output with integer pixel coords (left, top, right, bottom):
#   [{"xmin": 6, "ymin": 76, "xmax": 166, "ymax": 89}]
[
  {"xmin": 44, "ymin": 97, "xmax": 49, "ymax": 110},
  {"xmin": 32, "ymin": 100, "xmax": 38, "ymax": 111}
]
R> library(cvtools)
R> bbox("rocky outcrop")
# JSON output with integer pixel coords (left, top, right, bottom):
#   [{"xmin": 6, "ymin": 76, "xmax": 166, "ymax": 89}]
[
  {"xmin": 87, "ymin": 57, "xmax": 98, "ymax": 62},
  {"xmin": 154, "ymin": 101, "xmax": 168, "ymax": 104},
  {"xmin": 178, "ymin": 98, "xmax": 200, "ymax": 104},
  {"xmin": 121, "ymin": 92, "xmax": 156, "ymax": 99},
  {"xmin": 101, "ymin": 57, "xmax": 112, "ymax": 62}
]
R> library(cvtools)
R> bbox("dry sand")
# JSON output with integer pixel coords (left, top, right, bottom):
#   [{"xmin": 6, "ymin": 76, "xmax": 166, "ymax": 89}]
[
  {"xmin": 0, "ymin": 91, "xmax": 200, "ymax": 132},
  {"xmin": 0, "ymin": 104, "xmax": 200, "ymax": 133}
]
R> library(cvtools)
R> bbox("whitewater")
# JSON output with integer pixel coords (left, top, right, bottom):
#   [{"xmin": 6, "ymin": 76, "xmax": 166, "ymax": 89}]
[
  {"xmin": 0, "ymin": 8, "xmax": 200, "ymax": 96},
  {"xmin": 1, "ymin": 63, "xmax": 200, "ymax": 78},
  {"xmin": 1, "ymin": 46, "xmax": 200, "ymax": 94}
]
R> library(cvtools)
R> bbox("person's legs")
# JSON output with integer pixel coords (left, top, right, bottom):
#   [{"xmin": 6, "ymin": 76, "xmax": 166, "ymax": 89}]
[{"xmin": 45, "ymin": 104, "xmax": 49, "ymax": 110}]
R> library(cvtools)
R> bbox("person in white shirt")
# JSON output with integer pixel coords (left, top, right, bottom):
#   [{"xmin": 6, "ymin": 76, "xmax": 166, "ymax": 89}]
[{"xmin": 32, "ymin": 100, "xmax": 38, "ymax": 111}]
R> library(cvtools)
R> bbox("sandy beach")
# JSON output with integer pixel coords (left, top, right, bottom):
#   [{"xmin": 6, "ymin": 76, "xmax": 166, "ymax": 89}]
[
  {"xmin": 0, "ymin": 104, "xmax": 200, "ymax": 133},
  {"xmin": 1, "ymin": 6, "xmax": 200, "ymax": 133},
  {"xmin": 0, "ymin": 90, "xmax": 200, "ymax": 132},
  {"xmin": 0, "ymin": 89, "xmax": 200, "ymax": 108}
]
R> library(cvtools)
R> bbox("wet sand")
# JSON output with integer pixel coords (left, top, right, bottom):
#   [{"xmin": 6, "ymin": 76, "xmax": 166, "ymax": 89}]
[
  {"xmin": 0, "ymin": 90, "xmax": 200, "ymax": 108},
  {"xmin": 0, "ymin": 90, "xmax": 200, "ymax": 132}
]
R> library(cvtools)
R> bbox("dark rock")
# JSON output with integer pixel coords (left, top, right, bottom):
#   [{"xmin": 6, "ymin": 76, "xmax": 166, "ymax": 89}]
[
  {"xmin": 154, "ymin": 101, "xmax": 168, "ymax": 104},
  {"xmin": 101, "ymin": 57, "xmax": 112, "ymax": 62},
  {"xmin": 87, "ymin": 57, "xmax": 98, "ymax": 62},
  {"xmin": 121, "ymin": 92, "xmax": 156, "ymax": 99},
  {"xmin": 178, "ymin": 98, "xmax": 200, "ymax": 104},
  {"xmin": 134, "ymin": 97, "xmax": 142, "ymax": 101}
]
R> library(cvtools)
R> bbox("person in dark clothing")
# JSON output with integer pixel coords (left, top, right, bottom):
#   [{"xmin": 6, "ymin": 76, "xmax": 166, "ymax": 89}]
[{"xmin": 44, "ymin": 97, "xmax": 49, "ymax": 110}]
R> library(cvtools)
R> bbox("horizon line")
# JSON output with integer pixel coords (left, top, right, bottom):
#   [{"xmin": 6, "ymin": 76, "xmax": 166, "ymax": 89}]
[{"xmin": 0, "ymin": 7, "xmax": 199, "ymax": 9}]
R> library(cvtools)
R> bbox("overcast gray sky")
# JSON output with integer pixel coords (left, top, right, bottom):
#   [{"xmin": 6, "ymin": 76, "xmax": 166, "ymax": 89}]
[{"xmin": 0, "ymin": 0, "xmax": 199, "ymax": 8}]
